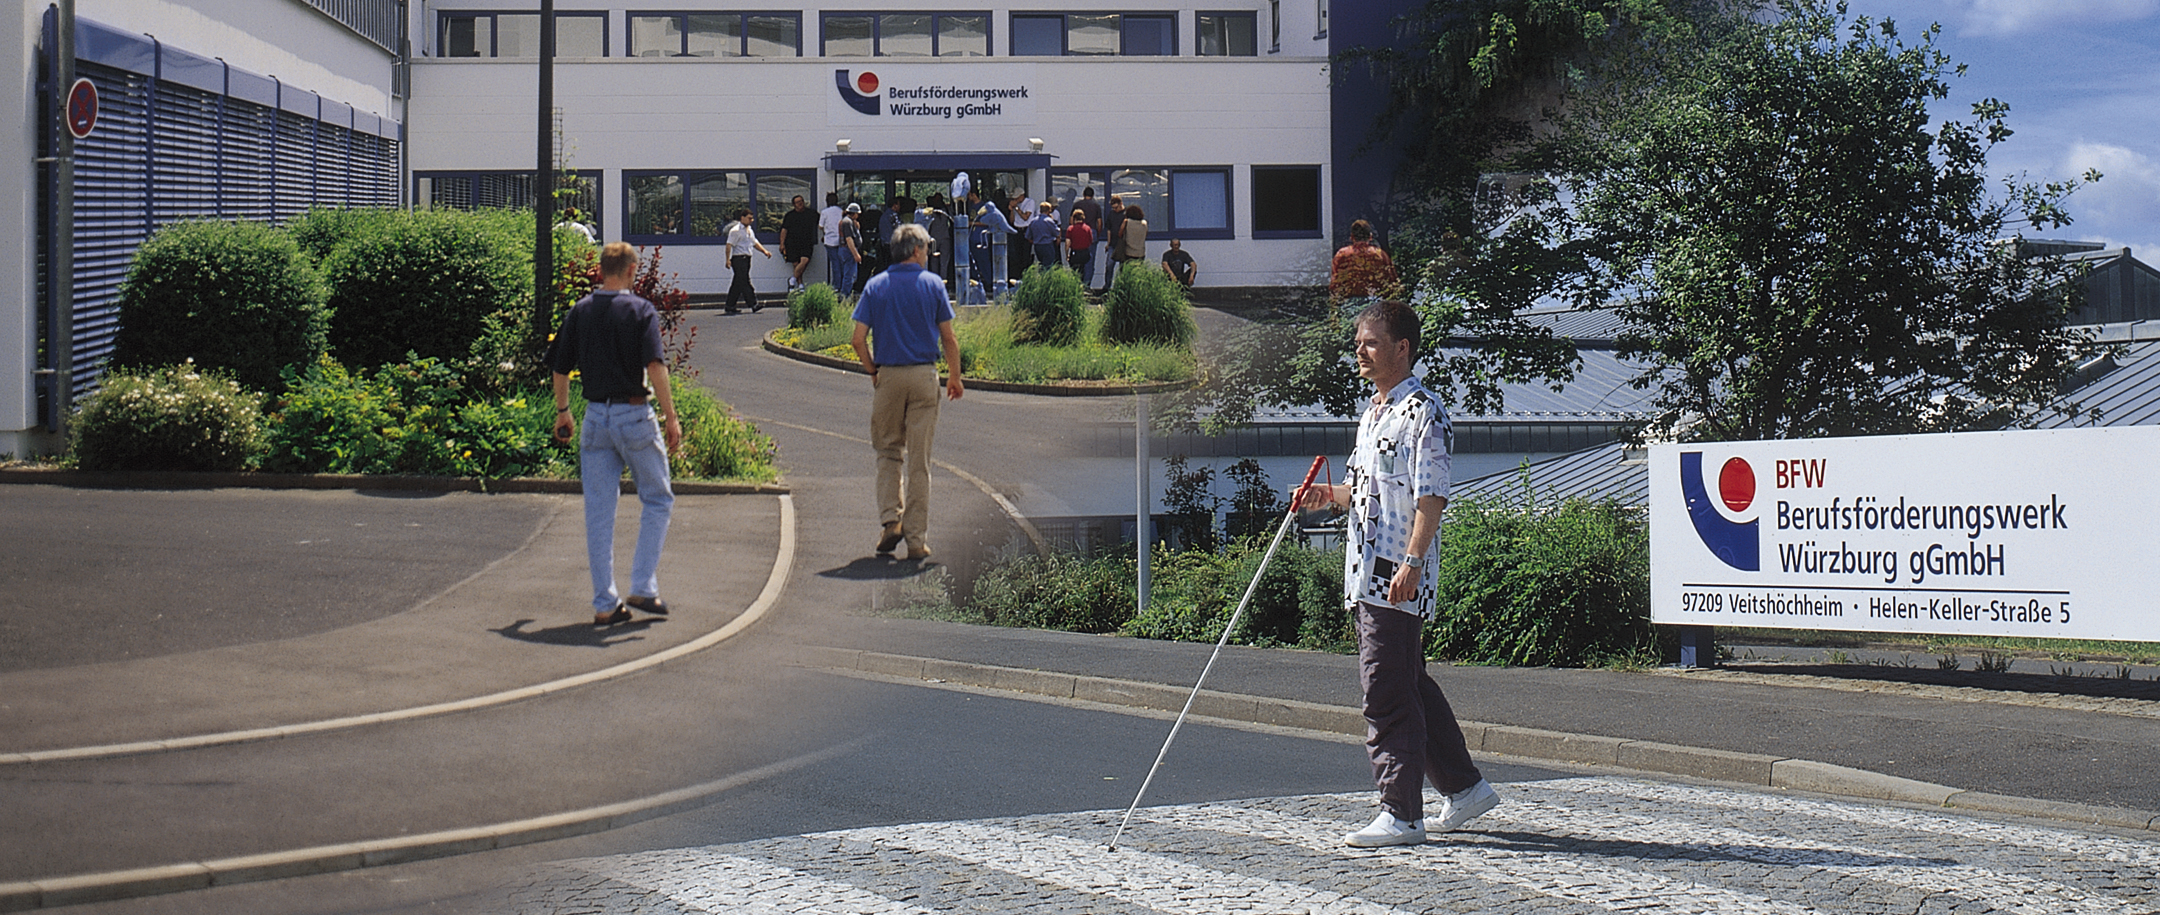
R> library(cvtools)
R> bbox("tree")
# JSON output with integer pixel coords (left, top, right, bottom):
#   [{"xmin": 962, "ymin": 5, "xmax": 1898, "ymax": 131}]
[{"xmin": 1538, "ymin": 0, "xmax": 2098, "ymax": 440}]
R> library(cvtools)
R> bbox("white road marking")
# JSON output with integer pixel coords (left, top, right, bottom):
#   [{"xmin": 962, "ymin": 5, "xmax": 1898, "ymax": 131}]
[
  {"xmin": 1148, "ymin": 802, "xmax": 1830, "ymax": 915},
  {"xmin": 573, "ymin": 849, "xmax": 939, "ymax": 915},
  {"xmin": 854, "ymin": 820, "xmax": 1417, "ymax": 915}
]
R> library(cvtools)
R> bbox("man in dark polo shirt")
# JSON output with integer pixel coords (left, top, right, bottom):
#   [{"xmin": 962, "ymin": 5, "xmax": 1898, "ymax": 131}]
[
  {"xmin": 550, "ymin": 242, "xmax": 684, "ymax": 626},
  {"xmin": 850, "ymin": 223, "xmax": 963, "ymax": 560}
]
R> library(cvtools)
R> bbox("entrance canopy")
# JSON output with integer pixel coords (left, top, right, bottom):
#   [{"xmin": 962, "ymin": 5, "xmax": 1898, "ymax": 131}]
[{"xmin": 822, "ymin": 151, "xmax": 1053, "ymax": 171}]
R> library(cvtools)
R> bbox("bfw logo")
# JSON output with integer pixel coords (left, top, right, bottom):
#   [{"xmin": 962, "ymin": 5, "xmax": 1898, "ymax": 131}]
[
  {"xmin": 835, "ymin": 70, "xmax": 880, "ymax": 115},
  {"xmin": 1681, "ymin": 452, "xmax": 1759, "ymax": 571}
]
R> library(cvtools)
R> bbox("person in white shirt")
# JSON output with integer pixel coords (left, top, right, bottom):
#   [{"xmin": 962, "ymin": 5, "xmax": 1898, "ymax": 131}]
[
  {"xmin": 818, "ymin": 191, "xmax": 847, "ymax": 289},
  {"xmin": 723, "ymin": 208, "xmax": 772, "ymax": 315}
]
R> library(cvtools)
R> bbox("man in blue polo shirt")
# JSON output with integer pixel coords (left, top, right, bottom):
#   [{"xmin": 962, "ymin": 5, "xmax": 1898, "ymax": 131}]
[{"xmin": 851, "ymin": 223, "xmax": 964, "ymax": 560}]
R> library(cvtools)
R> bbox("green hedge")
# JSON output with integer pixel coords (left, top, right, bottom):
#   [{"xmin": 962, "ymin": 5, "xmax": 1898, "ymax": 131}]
[
  {"xmin": 1428, "ymin": 494, "xmax": 1657, "ymax": 667},
  {"xmin": 109, "ymin": 219, "xmax": 329, "ymax": 393},
  {"xmin": 324, "ymin": 209, "xmax": 530, "ymax": 369}
]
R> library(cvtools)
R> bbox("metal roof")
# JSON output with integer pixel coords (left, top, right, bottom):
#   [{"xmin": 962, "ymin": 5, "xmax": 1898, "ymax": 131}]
[{"xmin": 1451, "ymin": 441, "xmax": 1648, "ymax": 506}]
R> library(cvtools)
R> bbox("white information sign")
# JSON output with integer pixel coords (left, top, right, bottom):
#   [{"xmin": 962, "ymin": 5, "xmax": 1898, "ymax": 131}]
[
  {"xmin": 828, "ymin": 64, "xmax": 1038, "ymax": 126},
  {"xmin": 1650, "ymin": 427, "xmax": 2160, "ymax": 641}
]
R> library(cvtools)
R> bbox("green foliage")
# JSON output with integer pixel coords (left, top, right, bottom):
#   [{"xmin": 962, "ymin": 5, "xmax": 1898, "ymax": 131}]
[
  {"xmin": 967, "ymin": 551, "xmax": 1136, "ymax": 633},
  {"xmin": 1161, "ymin": 455, "xmax": 1220, "ymax": 553},
  {"xmin": 71, "ymin": 365, "xmax": 264, "ymax": 472},
  {"xmin": 261, "ymin": 356, "xmax": 570, "ymax": 479},
  {"xmin": 1126, "ymin": 539, "xmax": 1348, "ymax": 650},
  {"xmin": 323, "ymin": 209, "xmax": 531, "ymax": 369},
  {"xmin": 1009, "ymin": 264, "xmax": 1087, "ymax": 346},
  {"xmin": 788, "ymin": 282, "xmax": 842, "ymax": 329},
  {"xmin": 285, "ymin": 207, "xmax": 389, "ymax": 264},
  {"xmin": 670, "ymin": 382, "xmax": 779, "ymax": 483},
  {"xmin": 1428, "ymin": 490, "xmax": 1654, "ymax": 667},
  {"xmin": 1223, "ymin": 458, "xmax": 1286, "ymax": 539},
  {"xmin": 1101, "ymin": 261, "xmax": 1196, "ymax": 348},
  {"xmin": 110, "ymin": 219, "xmax": 330, "ymax": 393}
]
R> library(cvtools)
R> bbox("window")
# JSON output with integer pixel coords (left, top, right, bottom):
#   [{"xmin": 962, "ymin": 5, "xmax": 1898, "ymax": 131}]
[
  {"xmin": 1251, "ymin": 166, "xmax": 1322, "ymax": 238},
  {"xmin": 1010, "ymin": 13, "xmax": 1176, "ymax": 56},
  {"xmin": 1053, "ymin": 167, "xmax": 1233, "ymax": 239},
  {"xmin": 1316, "ymin": 0, "xmax": 1329, "ymax": 39},
  {"xmin": 1197, "ymin": 12, "xmax": 1258, "ymax": 56},
  {"xmin": 414, "ymin": 171, "xmax": 602, "ymax": 234},
  {"xmin": 630, "ymin": 12, "xmax": 800, "ymax": 57},
  {"xmin": 821, "ymin": 12, "xmax": 989, "ymax": 57},
  {"xmin": 440, "ymin": 12, "xmax": 608, "ymax": 57},
  {"xmin": 623, "ymin": 169, "xmax": 813, "ymax": 244}
]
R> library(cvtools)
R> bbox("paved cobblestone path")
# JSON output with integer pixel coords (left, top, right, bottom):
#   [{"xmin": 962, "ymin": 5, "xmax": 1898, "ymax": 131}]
[{"xmin": 500, "ymin": 776, "xmax": 2160, "ymax": 914}]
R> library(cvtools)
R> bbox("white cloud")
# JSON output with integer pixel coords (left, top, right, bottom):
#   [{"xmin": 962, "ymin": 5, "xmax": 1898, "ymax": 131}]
[
  {"xmin": 2058, "ymin": 142, "xmax": 2160, "ymax": 255},
  {"xmin": 1951, "ymin": 0, "xmax": 2160, "ymax": 37}
]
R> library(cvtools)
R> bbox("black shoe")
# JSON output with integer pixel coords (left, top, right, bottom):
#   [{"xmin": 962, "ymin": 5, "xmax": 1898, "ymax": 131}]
[
  {"xmin": 625, "ymin": 595, "xmax": 669, "ymax": 616},
  {"xmin": 593, "ymin": 604, "xmax": 632, "ymax": 626},
  {"xmin": 724, "ymin": 308, "xmax": 741, "ymax": 315},
  {"xmin": 751, "ymin": 303, "xmax": 764, "ymax": 313}
]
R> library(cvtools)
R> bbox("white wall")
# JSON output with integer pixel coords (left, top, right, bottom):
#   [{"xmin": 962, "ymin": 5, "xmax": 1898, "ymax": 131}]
[
  {"xmin": 82, "ymin": 0, "xmax": 395, "ymax": 117},
  {"xmin": 1, "ymin": 4, "xmax": 46, "ymax": 454},
  {"xmin": 409, "ymin": 53, "xmax": 1334, "ymax": 291}
]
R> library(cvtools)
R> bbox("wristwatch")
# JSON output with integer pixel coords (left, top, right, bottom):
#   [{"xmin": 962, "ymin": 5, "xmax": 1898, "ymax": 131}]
[{"xmin": 1401, "ymin": 553, "xmax": 1425, "ymax": 569}]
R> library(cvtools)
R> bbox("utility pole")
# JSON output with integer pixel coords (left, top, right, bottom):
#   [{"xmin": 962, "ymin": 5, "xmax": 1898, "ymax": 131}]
[
  {"xmin": 1136, "ymin": 392, "xmax": 1151, "ymax": 616},
  {"xmin": 533, "ymin": 0, "xmax": 556, "ymax": 343},
  {"xmin": 45, "ymin": 0, "xmax": 77, "ymax": 435}
]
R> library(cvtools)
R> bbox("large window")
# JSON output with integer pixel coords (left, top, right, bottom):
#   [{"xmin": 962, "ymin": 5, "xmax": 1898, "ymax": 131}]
[
  {"xmin": 1010, "ymin": 13, "xmax": 1175, "ymax": 56},
  {"xmin": 415, "ymin": 171, "xmax": 602, "ymax": 235},
  {"xmin": 629, "ymin": 12, "xmax": 801, "ymax": 57},
  {"xmin": 440, "ymin": 12, "xmax": 607, "ymax": 57},
  {"xmin": 624, "ymin": 169, "xmax": 813, "ymax": 244},
  {"xmin": 1052, "ymin": 167, "xmax": 1233, "ymax": 240},
  {"xmin": 1197, "ymin": 12, "xmax": 1258, "ymax": 56},
  {"xmin": 822, "ymin": 12, "xmax": 989, "ymax": 57},
  {"xmin": 1251, "ymin": 166, "xmax": 1322, "ymax": 238}
]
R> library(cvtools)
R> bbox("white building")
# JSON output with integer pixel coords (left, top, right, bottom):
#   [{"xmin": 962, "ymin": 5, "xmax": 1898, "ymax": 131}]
[{"xmin": 6, "ymin": 0, "xmax": 1414, "ymax": 455}]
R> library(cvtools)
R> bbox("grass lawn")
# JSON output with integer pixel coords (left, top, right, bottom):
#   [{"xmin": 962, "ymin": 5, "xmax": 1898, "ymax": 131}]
[{"xmin": 775, "ymin": 304, "xmax": 1194, "ymax": 385}]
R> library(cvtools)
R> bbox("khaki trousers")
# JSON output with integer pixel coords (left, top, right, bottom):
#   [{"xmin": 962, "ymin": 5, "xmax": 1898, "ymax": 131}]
[{"xmin": 871, "ymin": 363, "xmax": 941, "ymax": 549}]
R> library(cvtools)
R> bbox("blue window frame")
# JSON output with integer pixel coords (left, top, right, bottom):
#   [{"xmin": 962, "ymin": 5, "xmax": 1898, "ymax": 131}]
[
  {"xmin": 1250, "ymin": 165, "xmax": 1322, "ymax": 238},
  {"xmin": 1051, "ymin": 166, "xmax": 1234, "ymax": 240},
  {"xmin": 821, "ymin": 12, "xmax": 990, "ymax": 57},
  {"xmin": 1009, "ymin": 12, "xmax": 1176, "ymax": 56},
  {"xmin": 1196, "ymin": 11, "xmax": 1258, "ymax": 56},
  {"xmin": 628, "ymin": 11, "xmax": 802, "ymax": 57},
  {"xmin": 623, "ymin": 169, "xmax": 813, "ymax": 244},
  {"xmin": 438, "ymin": 11, "xmax": 608, "ymax": 57}
]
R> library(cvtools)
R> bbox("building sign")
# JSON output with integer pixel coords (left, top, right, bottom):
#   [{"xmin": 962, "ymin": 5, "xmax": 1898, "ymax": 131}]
[
  {"xmin": 1650, "ymin": 427, "xmax": 2160, "ymax": 642},
  {"xmin": 828, "ymin": 64, "xmax": 1037, "ymax": 126}
]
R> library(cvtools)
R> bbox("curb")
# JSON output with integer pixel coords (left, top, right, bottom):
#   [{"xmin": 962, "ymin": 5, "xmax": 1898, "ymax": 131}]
[
  {"xmin": 760, "ymin": 330, "xmax": 1194, "ymax": 397},
  {"xmin": 0, "ymin": 467, "xmax": 786, "ymax": 496},
  {"xmin": 799, "ymin": 647, "xmax": 2160, "ymax": 834}
]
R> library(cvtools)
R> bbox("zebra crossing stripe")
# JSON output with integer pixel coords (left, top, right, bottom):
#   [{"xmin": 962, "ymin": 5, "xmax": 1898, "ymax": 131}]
[
  {"xmin": 1149, "ymin": 801, "xmax": 1829, "ymax": 915},
  {"xmin": 853, "ymin": 819, "xmax": 1418, "ymax": 915},
  {"xmin": 1537, "ymin": 777, "xmax": 2160, "ymax": 868},
  {"xmin": 1490, "ymin": 794, "xmax": 2141, "ymax": 915},
  {"xmin": 569, "ymin": 849, "xmax": 940, "ymax": 915}
]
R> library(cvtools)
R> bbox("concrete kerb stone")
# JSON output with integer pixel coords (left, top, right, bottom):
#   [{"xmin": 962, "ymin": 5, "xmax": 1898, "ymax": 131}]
[
  {"xmin": 0, "ymin": 467, "xmax": 787, "ymax": 496},
  {"xmin": 806, "ymin": 650, "xmax": 2160, "ymax": 837}
]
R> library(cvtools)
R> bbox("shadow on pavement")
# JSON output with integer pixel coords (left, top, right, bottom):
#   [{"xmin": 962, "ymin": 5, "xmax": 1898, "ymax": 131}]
[
  {"xmin": 817, "ymin": 557, "xmax": 939, "ymax": 580},
  {"xmin": 491, "ymin": 617, "xmax": 663, "ymax": 648}
]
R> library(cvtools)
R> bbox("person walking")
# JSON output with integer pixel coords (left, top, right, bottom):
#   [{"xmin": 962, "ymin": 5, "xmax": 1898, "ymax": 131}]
[
  {"xmin": 835, "ymin": 202, "xmax": 864, "ymax": 297},
  {"xmin": 1063, "ymin": 207, "xmax": 1095, "ymax": 286},
  {"xmin": 850, "ymin": 223, "xmax": 964, "ymax": 561},
  {"xmin": 780, "ymin": 194, "xmax": 819, "ymax": 292},
  {"xmin": 1295, "ymin": 298, "xmax": 1500, "ymax": 848},
  {"xmin": 818, "ymin": 191, "xmax": 847, "ymax": 289},
  {"xmin": 1073, "ymin": 187, "xmax": 1103, "ymax": 289},
  {"xmin": 724, "ymin": 209, "xmax": 771, "ymax": 314},
  {"xmin": 549, "ymin": 242, "xmax": 684, "ymax": 627},
  {"xmin": 1009, "ymin": 191, "xmax": 1037, "ymax": 279},
  {"xmin": 1330, "ymin": 218, "xmax": 1400, "ymax": 300}
]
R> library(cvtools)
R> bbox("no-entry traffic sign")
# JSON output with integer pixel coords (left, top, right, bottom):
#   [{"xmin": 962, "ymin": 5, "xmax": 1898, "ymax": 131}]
[{"xmin": 67, "ymin": 77, "xmax": 97, "ymax": 140}]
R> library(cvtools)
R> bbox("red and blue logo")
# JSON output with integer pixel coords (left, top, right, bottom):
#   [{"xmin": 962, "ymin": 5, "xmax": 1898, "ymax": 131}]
[
  {"xmin": 1681, "ymin": 452, "xmax": 1759, "ymax": 571},
  {"xmin": 835, "ymin": 69, "xmax": 881, "ymax": 115}
]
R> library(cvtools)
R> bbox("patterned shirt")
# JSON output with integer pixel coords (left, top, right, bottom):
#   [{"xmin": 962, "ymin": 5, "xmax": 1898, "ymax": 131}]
[{"xmin": 1341, "ymin": 376, "xmax": 1453, "ymax": 617}]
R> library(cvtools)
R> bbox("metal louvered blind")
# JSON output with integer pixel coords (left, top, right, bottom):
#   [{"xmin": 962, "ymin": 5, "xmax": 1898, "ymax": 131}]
[{"xmin": 69, "ymin": 63, "xmax": 152, "ymax": 399}]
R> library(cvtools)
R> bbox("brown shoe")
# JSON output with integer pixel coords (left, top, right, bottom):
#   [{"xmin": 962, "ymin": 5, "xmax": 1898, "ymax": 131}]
[
  {"xmin": 906, "ymin": 544, "xmax": 933, "ymax": 562},
  {"xmin": 876, "ymin": 522, "xmax": 904, "ymax": 555}
]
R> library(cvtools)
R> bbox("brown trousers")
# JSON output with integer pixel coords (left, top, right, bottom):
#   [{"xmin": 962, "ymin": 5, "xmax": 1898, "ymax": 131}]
[
  {"xmin": 870, "ymin": 363, "xmax": 940, "ymax": 549},
  {"xmin": 1356, "ymin": 601, "xmax": 1482, "ymax": 822}
]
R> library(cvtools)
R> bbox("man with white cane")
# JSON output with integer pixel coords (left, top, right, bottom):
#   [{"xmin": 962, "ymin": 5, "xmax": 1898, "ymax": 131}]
[{"xmin": 1296, "ymin": 299, "xmax": 1499, "ymax": 847}]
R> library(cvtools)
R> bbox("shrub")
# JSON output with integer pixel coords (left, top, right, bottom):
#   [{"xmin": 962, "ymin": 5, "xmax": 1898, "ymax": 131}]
[
  {"xmin": 1102, "ymin": 259, "xmax": 1195, "ymax": 348},
  {"xmin": 1125, "ymin": 539, "xmax": 1345, "ymax": 649},
  {"xmin": 324, "ymin": 209, "xmax": 529, "ymax": 369},
  {"xmin": 470, "ymin": 227, "xmax": 598, "ymax": 394},
  {"xmin": 72, "ymin": 365, "xmax": 264, "ymax": 472},
  {"xmin": 1009, "ymin": 264, "xmax": 1086, "ymax": 346},
  {"xmin": 968, "ymin": 551, "xmax": 1135, "ymax": 633},
  {"xmin": 262, "ymin": 356, "xmax": 570, "ymax": 479},
  {"xmin": 260, "ymin": 357, "xmax": 397, "ymax": 474},
  {"xmin": 788, "ymin": 282, "xmax": 842, "ymax": 329},
  {"xmin": 286, "ymin": 207, "xmax": 394, "ymax": 264},
  {"xmin": 671, "ymin": 382, "xmax": 778, "ymax": 482},
  {"xmin": 1428, "ymin": 493, "xmax": 1654, "ymax": 667},
  {"xmin": 109, "ymin": 219, "xmax": 329, "ymax": 393}
]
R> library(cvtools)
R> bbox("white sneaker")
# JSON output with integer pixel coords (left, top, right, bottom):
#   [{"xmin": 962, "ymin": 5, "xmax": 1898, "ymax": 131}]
[
  {"xmin": 1432, "ymin": 779, "xmax": 1500, "ymax": 832},
  {"xmin": 1343, "ymin": 811, "xmax": 1425, "ymax": 847}
]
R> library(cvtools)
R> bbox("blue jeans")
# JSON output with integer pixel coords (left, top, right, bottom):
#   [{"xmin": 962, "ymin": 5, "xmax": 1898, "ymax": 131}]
[
  {"xmin": 833, "ymin": 247, "xmax": 858, "ymax": 298},
  {"xmin": 580, "ymin": 402, "xmax": 674, "ymax": 612},
  {"xmin": 1070, "ymin": 244, "xmax": 1095, "ymax": 288}
]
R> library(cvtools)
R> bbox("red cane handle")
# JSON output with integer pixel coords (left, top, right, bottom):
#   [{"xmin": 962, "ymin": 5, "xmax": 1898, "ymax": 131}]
[{"xmin": 1291, "ymin": 455, "xmax": 1327, "ymax": 512}]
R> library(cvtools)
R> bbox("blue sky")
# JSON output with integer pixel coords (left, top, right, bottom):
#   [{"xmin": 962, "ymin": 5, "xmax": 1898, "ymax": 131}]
[{"xmin": 1849, "ymin": 0, "xmax": 2160, "ymax": 256}]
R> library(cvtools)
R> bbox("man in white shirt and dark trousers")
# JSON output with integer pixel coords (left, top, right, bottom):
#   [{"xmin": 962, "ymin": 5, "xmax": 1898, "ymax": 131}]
[
  {"xmin": 723, "ymin": 208, "xmax": 771, "ymax": 314},
  {"xmin": 1297, "ymin": 298, "xmax": 1500, "ymax": 847}
]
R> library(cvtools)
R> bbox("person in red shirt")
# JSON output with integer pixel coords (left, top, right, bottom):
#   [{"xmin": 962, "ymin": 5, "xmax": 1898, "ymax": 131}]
[
  {"xmin": 1329, "ymin": 219, "xmax": 1400, "ymax": 300},
  {"xmin": 1063, "ymin": 207, "xmax": 1096, "ymax": 283}
]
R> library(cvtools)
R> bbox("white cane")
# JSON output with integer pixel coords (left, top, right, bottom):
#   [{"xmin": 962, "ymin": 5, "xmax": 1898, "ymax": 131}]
[{"xmin": 1108, "ymin": 455, "xmax": 1328, "ymax": 851}]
